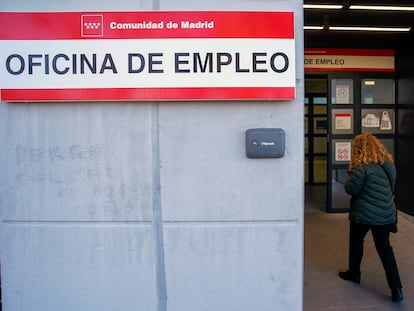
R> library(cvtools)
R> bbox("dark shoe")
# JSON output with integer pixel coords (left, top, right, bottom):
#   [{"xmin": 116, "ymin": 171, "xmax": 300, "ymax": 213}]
[
  {"xmin": 338, "ymin": 271, "xmax": 361, "ymax": 284},
  {"xmin": 391, "ymin": 288, "xmax": 403, "ymax": 302}
]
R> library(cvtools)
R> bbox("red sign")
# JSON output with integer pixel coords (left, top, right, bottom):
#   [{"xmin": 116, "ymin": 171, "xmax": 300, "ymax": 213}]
[
  {"xmin": 0, "ymin": 11, "xmax": 294, "ymax": 40},
  {"xmin": 0, "ymin": 11, "xmax": 296, "ymax": 102}
]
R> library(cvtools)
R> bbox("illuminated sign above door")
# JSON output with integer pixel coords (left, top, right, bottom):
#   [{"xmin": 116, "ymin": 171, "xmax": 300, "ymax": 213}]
[
  {"xmin": 304, "ymin": 48, "xmax": 394, "ymax": 72},
  {"xmin": 0, "ymin": 11, "xmax": 296, "ymax": 102}
]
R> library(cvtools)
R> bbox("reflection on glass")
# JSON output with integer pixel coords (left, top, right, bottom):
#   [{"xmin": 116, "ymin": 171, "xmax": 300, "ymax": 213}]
[
  {"xmin": 361, "ymin": 79, "xmax": 395, "ymax": 105},
  {"xmin": 314, "ymin": 104, "xmax": 327, "ymax": 114},
  {"xmin": 314, "ymin": 137, "xmax": 327, "ymax": 153},
  {"xmin": 305, "ymin": 78, "xmax": 327, "ymax": 94},
  {"xmin": 379, "ymin": 138, "xmax": 395, "ymax": 157},
  {"xmin": 333, "ymin": 168, "xmax": 348, "ymax": 184},
  {"xmin": 314, "ymin": 97, "xmax": 327, "ymax": 105},
  {"xmin": 305, "ymin": 137, "xmax": 309, "ymax": 153},
  {"xmin": 332, "ymin": 79, "xmax": 353, "ymax": 104},
  {"xmin": 314, "ymin": 156, "xmax": 327, "ymax": 183},
  {"xmin": 305, "ymin": 117, "xmax": 309, "ymax": 134},
  {"xmin": 305, "ymin": 158, "xmax": 309, "ymax": 183},
  {"xmin": 331, "ymin": 168, "xmax": 351, "ymax": 210},
  {"xmin": 314, "ymin": 117, "xmax": 327, "ymax": 134}
]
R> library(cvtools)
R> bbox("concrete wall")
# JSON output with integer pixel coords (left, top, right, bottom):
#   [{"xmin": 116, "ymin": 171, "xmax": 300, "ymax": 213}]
[{"xmin": 0, "ymin": 1, "xmax": 304, "ymax": 310}]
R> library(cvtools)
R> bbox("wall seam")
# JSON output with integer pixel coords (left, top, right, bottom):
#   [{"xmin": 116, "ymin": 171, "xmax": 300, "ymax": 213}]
[
  {"xmin": 152, "ymin": 102, "xmax": 167, "ymax": 311},
  {"xmin": 151, "ymin": 3, "xmax": 165, "ymax": 310}
]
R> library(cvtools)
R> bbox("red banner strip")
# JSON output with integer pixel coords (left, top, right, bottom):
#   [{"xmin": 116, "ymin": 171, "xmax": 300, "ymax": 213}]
[
  {"xmin": 1, "ymin": 87, "xmax": 295, "ymax": 102},
  {"xmin": 0, "ymin": 11, "xmax": 294, "ymax": 40}
]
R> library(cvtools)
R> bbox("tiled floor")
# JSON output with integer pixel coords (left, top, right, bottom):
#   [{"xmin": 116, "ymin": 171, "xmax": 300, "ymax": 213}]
[{"xmin": 304, "ymin": 185, "xmax": 414, "ymax": 310}]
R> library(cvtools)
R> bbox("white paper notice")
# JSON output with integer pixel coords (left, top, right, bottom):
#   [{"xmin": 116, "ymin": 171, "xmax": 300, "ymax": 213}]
[
  {"xmin": 335, "ymin": 142, "xmax": 351, "ymax": 161},
  {"xmin": 380, "ymin": 111, "xmax": 392, "ymax": 130},
  {"xmin": 362, "ymin": 113, "xmax": 380, "ymax": 128},
  {"xmin": 336, "ymin": 85, "xmax": 350, "ymax": 104},
  {"xmin": 335, "ymin": 113, "xmax": 352, "ymax": 130}
]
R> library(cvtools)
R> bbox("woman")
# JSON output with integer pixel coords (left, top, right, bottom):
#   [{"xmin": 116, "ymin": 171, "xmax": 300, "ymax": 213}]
[{"xmin": 339, "ymin": 133, "xmax": 403, "ymax": 302}]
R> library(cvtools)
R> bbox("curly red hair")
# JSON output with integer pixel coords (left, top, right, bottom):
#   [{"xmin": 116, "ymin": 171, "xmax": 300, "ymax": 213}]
[{"xmin": 349, "ymin": 133, "xmax": 394, "ymax": 168}]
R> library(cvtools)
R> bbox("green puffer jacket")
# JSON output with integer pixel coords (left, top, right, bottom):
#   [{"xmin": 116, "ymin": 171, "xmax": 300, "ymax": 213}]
[{"xmin": 344, "ymin": 161, "xmax": 396, "ymax": 225}]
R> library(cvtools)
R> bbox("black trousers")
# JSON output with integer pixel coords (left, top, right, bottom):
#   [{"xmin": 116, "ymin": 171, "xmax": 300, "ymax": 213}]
[{"xmin": 348, "ymin": 221, "xmax": 402, "ymax": 289}]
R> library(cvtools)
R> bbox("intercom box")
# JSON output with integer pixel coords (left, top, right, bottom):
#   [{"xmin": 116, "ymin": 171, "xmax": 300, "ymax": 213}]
[{"xmin": 245, "ymin": 128, "xmax": 285, "ymax": 158}]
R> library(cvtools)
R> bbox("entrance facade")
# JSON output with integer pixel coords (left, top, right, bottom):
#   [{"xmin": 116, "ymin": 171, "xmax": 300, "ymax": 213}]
[{"xmin": 305, "ymin": 70, "xmax": 396, "ymax": 212}]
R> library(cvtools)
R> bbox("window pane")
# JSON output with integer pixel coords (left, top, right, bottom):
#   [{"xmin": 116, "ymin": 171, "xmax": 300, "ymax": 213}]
[
  {"xmin": 305, "ymin": 158, "xmax": 309, "ymax": 183},
  {"xmin": 379, "ymin": 138, "xmax": 395, "ymax": 157},
  {"xmin": 361, "ymin": 79, "xmax": 395, "ymax": 105},
  {"xmin": 332, "ymin": 79, "xmax": 353, "ymax": 104},
  {"xmin": 314, "ymin": 97, "xmax": 327, "ymax": 105},
  {"xmin": 314, "ymin": 117, "xmax": 327, "ymax": 134},
  {"xmin": 361, "ymin": 109, "xmax": 395, "ymax": 134},
  {"xmin": 314, "ymin": 103, "xmax": 327, "ymax": 114},
  {"xmin": 314, "ymin": 137, "xmax": 327, "ymax": 153},
  {"xmin": 305, "ymin": 137, "xmax": 309, "ymax": 153},
  {"xmin": 331, "ymin": 168, "xmax": 351, "ymax": 210},
  {"xmin": 313, "ymin": 156, "xmax": 327, "ymax": 183},
  {"xmin": 305, "ymin": 78, "xmax": 327, "ymax": 93}
]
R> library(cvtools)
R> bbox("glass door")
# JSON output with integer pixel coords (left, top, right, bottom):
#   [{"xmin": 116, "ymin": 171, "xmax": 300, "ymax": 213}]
[
  {"xmin": 327, "ymin": 73, "xmax": 396, "ymax": 212},
  {"xmin": 305, "ymin": 76, "xmax": 328, "ymax": 209},
  {"xmin": 328, "ymin": 75, "xmax": 355, "ymax": 212}
]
